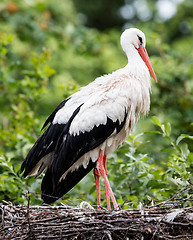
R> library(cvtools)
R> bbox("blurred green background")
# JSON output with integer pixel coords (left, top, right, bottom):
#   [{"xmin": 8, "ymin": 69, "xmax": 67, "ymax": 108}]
[{"xmin": 1, "ymin": 0, "xmax": 193, "ymax": 208}]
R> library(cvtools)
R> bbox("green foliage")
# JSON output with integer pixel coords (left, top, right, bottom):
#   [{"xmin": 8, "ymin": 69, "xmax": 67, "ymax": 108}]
[
  {"xmin": 0, "ymin": 32, "xmax": 55, "ymax": 204},
  {"xmin": 108, "ymin": 117, "xmax": 193, "ymax": 209},
  {"xmin": 0, "ymin": 0, "xmax": 193, "ymax": 209}
]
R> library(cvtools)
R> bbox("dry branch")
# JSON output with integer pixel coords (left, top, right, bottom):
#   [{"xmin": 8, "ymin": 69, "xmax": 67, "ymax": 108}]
[{"xmin": 1, "ymin": 199, "xmax": 193, "ymax": 240}]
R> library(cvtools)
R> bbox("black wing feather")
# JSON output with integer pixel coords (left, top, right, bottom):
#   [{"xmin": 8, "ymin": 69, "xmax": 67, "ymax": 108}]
[
  {"xmin": 21, "ymin": 123, "xmax": 64, "ymax": 177},
  {"xmin": 41, "ymin": 158, "xmax": 96, "ymax": 203},
  {"xmin": 21, "ymin": 97, "xmax": 77, "ymax": 177},
  {"xmin": 41, "ymin": 111, "xmax": 128, "ymax": 203},
  {"xmin": 41, "ymin": 97, "xmax": 70, "ymax": 130}
]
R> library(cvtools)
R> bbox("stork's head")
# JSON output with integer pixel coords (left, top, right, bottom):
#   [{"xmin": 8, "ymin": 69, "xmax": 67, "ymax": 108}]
[{"xmin": 120, "ymin": 28, "xmax": 157, "ymax": 82}]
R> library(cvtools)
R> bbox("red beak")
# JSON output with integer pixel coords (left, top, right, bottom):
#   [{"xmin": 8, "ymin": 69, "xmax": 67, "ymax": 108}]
[{"xmin": 137, "ymin": 46, "xmax": 157, "ymax": 82}]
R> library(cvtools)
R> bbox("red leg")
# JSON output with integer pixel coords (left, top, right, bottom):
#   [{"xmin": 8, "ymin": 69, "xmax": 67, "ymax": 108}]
[
  {"xmin": 103, "ymin": 155, "xmax": 108, "ymax": 177},
  {"xmin": 93, "ymin": 168, "xmax": 101, "ymax": 210},
  {"xmin": 97, "ymin": 152, "xmax": 111, "ymax": 210},
  {"xmin": 97, "ymin": 151, "xmax": 119, "ymax": 210},
  {"xmin": 100, "ymin": 168, "xmax": 119, "ymax": 210}
]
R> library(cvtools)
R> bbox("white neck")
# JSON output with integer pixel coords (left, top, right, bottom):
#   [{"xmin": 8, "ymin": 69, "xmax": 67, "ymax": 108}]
[{"xmin": 122, "ymin": 46, "xmax": 150, "ymax": 82}]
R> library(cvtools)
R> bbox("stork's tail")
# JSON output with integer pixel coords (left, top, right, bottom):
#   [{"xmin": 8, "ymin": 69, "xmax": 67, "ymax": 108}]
[{"xmin": 41, "ymin": 159, "xmax": 96, "ymax": 204}]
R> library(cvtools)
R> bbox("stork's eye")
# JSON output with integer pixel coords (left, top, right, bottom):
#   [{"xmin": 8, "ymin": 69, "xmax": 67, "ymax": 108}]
[{"xmin": 137, "ymin": 35, "xmax": 143, "ymax": 45}]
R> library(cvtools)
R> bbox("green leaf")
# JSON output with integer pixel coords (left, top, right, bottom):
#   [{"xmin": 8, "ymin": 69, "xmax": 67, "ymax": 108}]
[
  {"xmin": 144, "ymin": 131, "xmax": 161, "ymax": 134},
  {"xmin": 176, "ymin": 134, "xmax": 193, "ymax": 145},
  {"xmin": 151, "ymin": 116, "xmax": 162, "ymax": 127},
  {"xmin": 160, "ymin": 148, "xmax": 176, "ymax": 153},
  {"xmin": 164, "ymin": 122, "xmax": 171, "ymax": 136},
  {"xmin": 176, "ymin": 135, "xmax": 185, "ymax": 145}
]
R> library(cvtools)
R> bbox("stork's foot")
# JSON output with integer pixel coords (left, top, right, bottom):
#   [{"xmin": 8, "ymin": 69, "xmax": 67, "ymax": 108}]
[{"xmin": 94, "ymin": 151, "xmax": 119, "ymax": 211}]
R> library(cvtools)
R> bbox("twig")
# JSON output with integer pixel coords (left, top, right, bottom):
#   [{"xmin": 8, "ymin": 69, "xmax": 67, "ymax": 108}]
[
  {"xmin": 149, "ymin": 185, "xmax": 193, "ymax": 208},
  {"xmin": 25, "ymin": 191, "xmax": 36, "ymax": 239}
]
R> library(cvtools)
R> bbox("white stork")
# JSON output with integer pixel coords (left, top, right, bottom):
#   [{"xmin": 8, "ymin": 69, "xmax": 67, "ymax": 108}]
[{"xmin": 21, "ymin": 28, "xmax": 157, "ymax": 210}]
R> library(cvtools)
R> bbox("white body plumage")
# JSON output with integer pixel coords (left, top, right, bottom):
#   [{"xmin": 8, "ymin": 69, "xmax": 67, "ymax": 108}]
[{"xmin": 55, "ymin": 65, "xmax": 151, "ymax": 179}]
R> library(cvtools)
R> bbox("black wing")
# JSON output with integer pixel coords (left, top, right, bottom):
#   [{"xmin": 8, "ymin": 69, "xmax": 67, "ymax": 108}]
[
  {"xmin": 21, "ymin": 97, "xmax": 71, "ymax": 177},
  {"xmin": 41, "ymin": 111, "xmax": 128, "ymax": 203},
  {"xmin": 22, "ymin": 96, "xmax": 127, "ymax": 204}
]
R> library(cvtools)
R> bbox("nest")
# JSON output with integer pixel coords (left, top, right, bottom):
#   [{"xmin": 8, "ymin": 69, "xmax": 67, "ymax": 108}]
[
  {"xmin": 1, "ymin": 198, "xmax": 193, "ymax": 240},
  {"xmin": 1, "ymin": 186, "xmax": 193, "ymax": 240}
]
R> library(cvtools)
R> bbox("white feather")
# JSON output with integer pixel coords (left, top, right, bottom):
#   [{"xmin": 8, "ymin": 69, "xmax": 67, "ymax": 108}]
[{"xmin": 165, "ymin": 210, "xmax": 184, "ymax": 222}]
